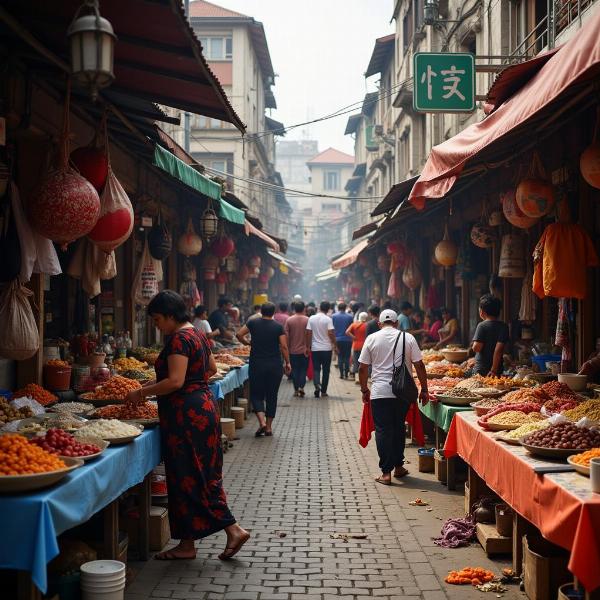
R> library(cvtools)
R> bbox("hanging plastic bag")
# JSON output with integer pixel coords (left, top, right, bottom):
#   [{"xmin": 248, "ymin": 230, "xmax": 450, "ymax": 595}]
[
  {"xmin": 0, "ymin": 279, "xmax": 39, "ymax": 360},
  {"xmin": 132, "ymin": 238, "xmax": 159, "ymax": 305},
  {"xmin": 10, "ymin": 183, "xmax": 61, "ymax": 282}
]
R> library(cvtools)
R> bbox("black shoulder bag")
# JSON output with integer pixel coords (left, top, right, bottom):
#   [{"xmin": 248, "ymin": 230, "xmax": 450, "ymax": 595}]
[{"xmin": 390, "ymin": 331, "xmax": 418, "ymax": 404}]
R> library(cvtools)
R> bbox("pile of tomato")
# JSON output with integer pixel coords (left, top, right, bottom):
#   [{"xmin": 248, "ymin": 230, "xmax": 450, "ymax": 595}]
[{"xmin": 30, "ymin": 429, "xmax": 101, "ymax": 457}]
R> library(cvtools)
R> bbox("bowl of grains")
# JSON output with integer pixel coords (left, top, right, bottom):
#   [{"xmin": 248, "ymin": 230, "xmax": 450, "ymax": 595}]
[{"xmin": 436, "ymin": 387, "xmax": 481, "ymax": 406}]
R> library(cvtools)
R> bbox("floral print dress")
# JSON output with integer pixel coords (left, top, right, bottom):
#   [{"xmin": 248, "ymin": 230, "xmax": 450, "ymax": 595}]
[{"xmin": 155, "ymin": 327, "xmax": 236, "ymax": 540}]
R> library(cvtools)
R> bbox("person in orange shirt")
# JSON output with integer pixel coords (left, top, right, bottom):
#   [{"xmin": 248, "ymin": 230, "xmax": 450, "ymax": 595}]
[{"xmin": 346, "ymin": 312, "xmax": 368, "ymax": 384}]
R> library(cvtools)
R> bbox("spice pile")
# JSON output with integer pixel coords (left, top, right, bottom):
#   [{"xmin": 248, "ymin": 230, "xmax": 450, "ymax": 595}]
[
  {"xmin": 563, "ymin": 400, "xmax": 600, "ymax": 423},
  {"xmin": 542, "ymin": 397, "xmax": 579, "ymax": 414},
  {"xmin": 502, "ymin": 420, "xmax": 550, "ymax": 440},
  {"xmin": 440, "ymin": 387, "xmax": 479, "ymax": 399},
  {"xmin": 76, "ymin": 419, "xmax": 141, "ymax": 439},
  {"xmin": 502, "ymin": 388, "xmax": 542, "ymax": 404},
  {"xmin": 0, "ymin": 434, "xmax": 66, "ymax": 475},
  {"xmin": 131, "ymin": 347, "xmax": 160, "ymax": 364},
  {"xmin": 113, "ymin": 357, "xmax": 148, "ymax": 372},
  {"xmin": 86, "ymin": 376, "xmax": 141, "ymax": 401},
  {"xmin": 13, "ymin": 384, "xmax": 57, "ymax": 406},
  {"xmin": 52, "ymin": 402, "xmax": 94, "ymax": 414},
  {"xmin": 120, "ymin": 369, "xmax": 153, "ymax": 381},
  {"xmin": 570, "ymin": 449, "xmax": 600, "ymax": 467},
  {"xmin": 94, "ymin": 402, "xmax": 158, "ymax": 420},
  {"xmin": 523, "ymin": 422, "xmax": 600, "ymax": 449},
  {"xmin": 445, "ymin": 567, "xmax": 495, "ymax": 585},
  {"xmin": 479, "ymin": 402, "xmax": 541, "ymax": 428},
  {"xmin": 0, "ymin": 398, "xmax": 33, "ymax": 425},
  {"xmin": 472, "ymin": 398, "xmax": 504, "ymax": 409},
  {"xmin": 30, "ymin": 429, "xmax": 101, "ymax": 457},
  {"xmin": 487, "ymin": 411, "xmax": 544, "ymax": 428},
  {"xmin": 213, "ymin": 353, "xmax": 245, "ymax": 367},
  {"xmin": 427, "ymin": 363, "xmax": 466, "ymax": 378}
]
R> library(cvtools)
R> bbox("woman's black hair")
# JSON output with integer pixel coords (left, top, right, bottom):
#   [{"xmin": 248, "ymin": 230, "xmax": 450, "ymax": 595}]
[{"xmin": 147, "ymin": 290, "xmax": 190, "ymax": 323}]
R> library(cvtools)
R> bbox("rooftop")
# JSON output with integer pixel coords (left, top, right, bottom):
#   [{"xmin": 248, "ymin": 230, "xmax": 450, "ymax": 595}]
[
  {"xmin": 365, "ymin": 34, "xmax": 395, "ymax": 78},
  {"xmin": 307, "ymin": 147, "xmax": 355, "ymax": 166},
  {"xmin": 189, "ymin": 0, "xmax": 247, "ymax": 18}
]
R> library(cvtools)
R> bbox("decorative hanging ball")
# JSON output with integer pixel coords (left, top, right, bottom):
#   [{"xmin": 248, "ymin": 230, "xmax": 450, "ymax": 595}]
[
  {"xmin": 28, "ymin": 169, "xmax": 101, "ymax": 248},
  {"xmin": 210, "ymin": 235, "xmax": 235, "ymax": 259},
  {"xmin": 501, "ymin": 190, "xmax": 539, "ymax": 229},
  {"xmin": 516, "ymin": 178, "xmax": 556, "ymax": 217},
  {"xmin": 177, "ymin": 218, "xmax": 202, "ymax": 256},
  {"xmin": 434, "ymin": 226, "xmax": 458, "ymax": 267},
  {"xmin": 148, "ymin": 217, "xmax": 172, "ymax": 260},
  {"xmin": 470, "ymin": 223, "xmax": 495, "ymax": 248},
  {"xmin": 198, "ymin": 207, "xmax": 219, "ymax": 241},
  {"xmin": 70, "ymin": 146, "xmax": 109, "ymax": 192},
  {"xmin": 580, "ymin": 142, "xmax": 600, "ymax": 189}
]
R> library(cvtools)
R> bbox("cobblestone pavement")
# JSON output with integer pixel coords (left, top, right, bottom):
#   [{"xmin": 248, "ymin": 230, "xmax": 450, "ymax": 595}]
[{"xmin": 126, "ymin": 376, "xmax": 523, "ymax": 600}]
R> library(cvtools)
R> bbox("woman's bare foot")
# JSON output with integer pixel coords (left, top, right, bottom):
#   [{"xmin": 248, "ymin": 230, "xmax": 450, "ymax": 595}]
[
  {"xmin": 219, "ymin": 524, "xmax": 250, "ymax": 560},
  {"xmin": 155, "ymin": 540, "xmax": 196, "ymax": 560}
]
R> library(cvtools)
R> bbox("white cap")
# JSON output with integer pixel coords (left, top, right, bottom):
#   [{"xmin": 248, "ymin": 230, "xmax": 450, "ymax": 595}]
[
  {"xmin": 380, "ymin": 309, "xmax": 398, "ymax": 323},
  {"xmin": 358, "ymin": 312, "xmax": 368, "ymax": 322},
  {"xmin": 293, "ymin": 294, "xmax": 302, "ymax": 302}
]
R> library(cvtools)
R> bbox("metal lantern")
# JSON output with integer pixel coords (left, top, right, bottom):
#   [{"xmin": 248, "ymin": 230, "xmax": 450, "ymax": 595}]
[
  {"xmin": 68, "ymin": 0, "xmax": 116, "ymax": 100},
  {"xmin": 199, "ymin": 207, "xmax": 219, "ymax": 242}
]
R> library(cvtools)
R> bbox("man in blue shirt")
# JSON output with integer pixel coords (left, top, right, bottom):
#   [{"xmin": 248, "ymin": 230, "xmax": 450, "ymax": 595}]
[
  {"xmin": 332, "ymin": 302, "xmax": 354, "ymax": 378},
  {"xmin": 399, "ymin": 301, "xmax": 413, "ymax": 332}
]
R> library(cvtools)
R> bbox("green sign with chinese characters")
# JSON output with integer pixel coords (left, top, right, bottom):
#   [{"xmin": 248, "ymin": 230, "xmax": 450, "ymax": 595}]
[{"xmin": 413, "ymin": 52, "xmax": 475, "ymax": 113}]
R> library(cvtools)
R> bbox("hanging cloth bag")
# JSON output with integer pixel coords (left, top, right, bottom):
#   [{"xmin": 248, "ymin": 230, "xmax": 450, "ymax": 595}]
[
  {"xmin": 132, "ymin": 238, "xmax": 159, "ymax": 305},
  {"xmin": 390, "ymin": 331, "xmax": 418, "ymax": 404},
  {"xmin": 0, "ymin": 279, "xmax": 39, "ymax": 360}
]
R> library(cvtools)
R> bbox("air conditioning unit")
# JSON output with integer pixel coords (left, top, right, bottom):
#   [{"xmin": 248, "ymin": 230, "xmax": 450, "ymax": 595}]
[{"xmin": 374, "ymin": 124, "xmax": 384, "ymax": 136}]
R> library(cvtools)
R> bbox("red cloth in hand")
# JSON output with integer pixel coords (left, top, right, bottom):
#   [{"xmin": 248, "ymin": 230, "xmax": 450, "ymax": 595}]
[
  {"xmin": 407, "ymin": 403, "xmax": 425, "ymax": 446},
  {"xmin": 359, "ymin": 401, "xmax": 375, "ymax": 448}
]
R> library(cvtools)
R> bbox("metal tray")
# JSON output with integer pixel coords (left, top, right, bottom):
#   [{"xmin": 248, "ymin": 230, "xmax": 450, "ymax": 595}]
[{"xmin": 520, "ymin": 439, "xmax": 588, "ymax": 460}]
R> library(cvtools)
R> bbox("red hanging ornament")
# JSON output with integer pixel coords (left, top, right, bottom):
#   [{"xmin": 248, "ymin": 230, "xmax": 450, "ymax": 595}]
[{"xmin": 210, "ymin": 235, "xmax": 235, "ymax": 259}]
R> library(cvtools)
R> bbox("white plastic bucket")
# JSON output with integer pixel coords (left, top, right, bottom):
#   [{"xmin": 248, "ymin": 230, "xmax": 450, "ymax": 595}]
[{"xmin": 81, "ymin": 576, "xmax": 126, "ymax": 588}]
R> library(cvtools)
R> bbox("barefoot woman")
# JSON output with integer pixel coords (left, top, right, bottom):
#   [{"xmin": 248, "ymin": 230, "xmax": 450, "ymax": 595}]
[{"xmin": 126, "ymin": 290, "xmax": 249, "ymax": 560}]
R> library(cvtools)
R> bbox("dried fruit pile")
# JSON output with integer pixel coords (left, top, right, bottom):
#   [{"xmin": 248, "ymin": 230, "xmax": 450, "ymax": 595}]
[
  {"xmin": 113, "ymin": 357, "xmax": 148, "ymax": 372},
  {"xmin": 445, "ymin": 567, "xmax": 495, "ymax": 585},
  {"xmin": 570, "ymin": 448, "xmax": 600, "ymax": 467},
  {"xmin": 542, "ymin": 397, "xmax": 580, "ymax": 414},
  {"xmin": 563, "ymin": 400, "xmax": 600, "ymax": 423},
  {"xmin": 0, "ymin": 398, "xmax": 33, "ymax": 425},
  {"xmin": 46, "ymin": 359, "xmax": 70, "ymax": 368},
  {"xmin": 0, "ymin": 434, "xmax": 66, "ymax": 475},
  {"xmin": 13, "ymin": 384, "xmax": 57, "ymax": 406},
  {"xmin": 87, "ymin": 375, "xmax": 141, "ymax": 400},
  {"xmin": 30, "ymin": 429, "xmax": 101, "ymax": 457},
  {"xmin": 487, "ymin": 410, "xmax": 544, "ymax": 428},
  {"xmin": 523, "ymin": 422, "xmax": 600, "ymax": 449},
  {"xmin": 479, "ymin": 402, "xmax": 541, "ymax": 425},
  {"xmin": 503, "ymin": 420, "xmax": 550, "ymax": 440},
  {"xmin": 94, "ymin": 402, "xmax": 157, "ymax": 420}
]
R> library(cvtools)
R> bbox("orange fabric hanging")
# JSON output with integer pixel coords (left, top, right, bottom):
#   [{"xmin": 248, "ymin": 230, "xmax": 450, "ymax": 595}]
[{"xmin": 532, "ymin": 223, "xmax": 599, "ymax": 299}]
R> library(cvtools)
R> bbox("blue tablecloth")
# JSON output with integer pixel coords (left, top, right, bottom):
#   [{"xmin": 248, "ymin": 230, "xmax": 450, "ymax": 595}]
[
  {"xmin": 209, "ymin": 381, "xmax": 224, "ymax": 401},
  {"xmin": 219, "ymin": 364, "xmax": 249, "ymax": 396},
  {"xmin": 0, "ymin": 428, "xmax": 161, "ymax": 593}
]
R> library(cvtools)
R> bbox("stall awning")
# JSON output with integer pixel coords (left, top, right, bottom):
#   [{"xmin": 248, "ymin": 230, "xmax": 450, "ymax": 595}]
[
  {"xmin": 409, "ymin": 10, "xmax": 600, "ymax": 209},
  {"xmin": 331, "ymin": 239, "xmax": 369, "ymax": 270},
  {"xmin": 315, "ymin": 268, "xmax": 339, "ymax": 282},
  {"xmin": 244, "ymin": 220, "xmax": 280, "ymax": 252},
  {"xmin": 267, "ymin": 249, "xmax": 301, "ymax": 275},
  {"xmin": 152, "ymin": 145, "xmax": 245, "ymax": 225},
  {"xmin": 352, "ymin": 221, "xmax": 379, "ymax": 241},
  {"xmin": 372, "ymin": 175, "xmax": 419, "ymax": 216}
]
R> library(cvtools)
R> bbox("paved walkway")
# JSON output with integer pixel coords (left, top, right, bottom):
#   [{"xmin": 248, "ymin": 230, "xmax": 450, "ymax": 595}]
[{"xmin": 126, "ymin": 376, "xmax": 522, "ymax": 600}]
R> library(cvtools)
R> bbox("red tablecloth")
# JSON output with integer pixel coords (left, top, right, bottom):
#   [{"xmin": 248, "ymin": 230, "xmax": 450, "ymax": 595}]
[
  {"xmin": 358, "ymin": 402, "xmax": 425, "ymax": 447},
  {"xmin": 445, "ymin": 412, "xmax": 600, "ymax": 592}
]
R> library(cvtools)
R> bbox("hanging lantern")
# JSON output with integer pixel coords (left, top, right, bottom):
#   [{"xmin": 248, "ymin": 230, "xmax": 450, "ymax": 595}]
[
  {"xmin": 501, "ymin": 190, "xmax": 539, "ymax": 229},
  {"xmin": 177, "ymin": 218, "xmax": 202, "ymax": 256},
  {"xmin": 516, "ymin": 179, "xmax": 555, "ymax": 218},
  {"xmin": 580, "ymin": 142, "xmax": 600, "ymax": 189},
  {"xmin": 198, "ymin": 207, "xmax": 219, "ymax": 242},
  {"xmin": 211, "ymin": 234, "xmax": 235, "ymax": 259},
  {"xmin": 402, "ymin": 256, "xmax": 422, "ymax": 290},
  {"xmin": 248, "ymin": 266, "xmax": 260, "ymax": 279},
  {"xmin": 203, "ymin": 269, "xmax": 216, "ymax": 281},
  {"xmin": 67, "ymin": 0, "xmax": 116, "ymax": 101},
  {"xmin": 434, "ymin": 224, "xmax": 458, "ymax": 267},
  {"xmin": 216, "ymin": 272, "xmax": 228, "ymax": 285},
  {"xmin": 470, "ymin": 223, "xmax": 495, "ymax": 248},
  {"xmin": 498, "ymin": 234, "xmax": 525, "ymax": 278},
  {"xmin": 147, "ymin": 210, "xmax": 172, "ymax": 260},
  {"xmin": 224, "ymin": 254, "xmax": 238, "ymax": 272}
]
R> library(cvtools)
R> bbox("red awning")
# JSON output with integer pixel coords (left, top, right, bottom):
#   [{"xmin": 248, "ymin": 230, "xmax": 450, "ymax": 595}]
[
  {"xmin": 244, "ymin": 220, "xmax": 280, "ymax": 252},
  {"xmin": 409, "ymin": 11, "xmax": 600, "ymax": 209},
  {"xmin": 331, "ymin": 239, "xmax": 369, "ymax": 270}
]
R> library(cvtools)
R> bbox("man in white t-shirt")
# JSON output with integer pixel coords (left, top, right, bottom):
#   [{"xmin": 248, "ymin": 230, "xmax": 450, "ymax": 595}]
[
  {"xmin": 305, "ymin": 301, "xmax": 337, "ymax": 398},
  {"xmin": 358, "ymin": 309, "xmax": 429, "ymax": 485}
]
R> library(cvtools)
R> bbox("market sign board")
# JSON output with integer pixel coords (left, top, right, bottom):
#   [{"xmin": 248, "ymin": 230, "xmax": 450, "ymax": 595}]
[{"xmin": 413, "ymin": 52, "xmax": 475, "ymax": 113}]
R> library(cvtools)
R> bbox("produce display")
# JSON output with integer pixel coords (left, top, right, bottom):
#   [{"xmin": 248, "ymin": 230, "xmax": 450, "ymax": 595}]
[
  {"xmin": 445, "ymin": 567, "xmax": 495, "ymax": 585},
  {"xmin": 51, "ymin": 402, "xmax": 94, "ymax": 414},
  {"xmin": 46, "ymin": 360, "xmax": 70, "ymax": 368},
  {"xmin": 487, "ymin": 411, "xmax": 544, "ymax": 428},
  {"xmin": 501, "ymin": 388, "xmax": 544, "ymax": 404},
  {"xmin": 213, "ymin": 353, "xmax": 245, "ymax": 367},
  {"xmin": 94, "ymin": 402, "xmax": 158, "ymax": 420},
  {"xmin": 226, "ymin": 346, "xmax": 250, "ymax": 357},
  {"xmin": 113, "ymin": 357, "xmax": 148, "ymax": 372},
  {"xmin": 476, "ymin": 375, "xmax": 528, "ymax": 388},
  {"xmin": 480, "ymin": 402, "xmax": 541, "ymax": 424},
  {"xmin": 570, "ymin": 448, "xmax": 600, "ymax": 468},
  {"xmin": 502, "ymin": 420, "xmax": 550, "ymax": 440},
  {"xmin": 440, "ymin": 387, "xmax": 480, "ymax": 399},
  {"xmin": 472, "ymin": 398, "xmax": 504, "ymax": 409},
  {"xmin": 131, "ymin": 347, "xmax": 160, "ymax": 364},
  {"xmin": 0, "ymin": 398, "xmax": 33, "ymax": 425},
  {"xmin": 19, "ymin": 415, "xmax": 86, "ymax": 433},
  {"xmin": 12, "ymin": 383, "xmax": 57, "ymax": 406},
  {"xmin": 76, "ymin": 419, "xmax": 141, "ymax": 439},
  {"xmin": 121, "ymin": 369, "xmax": 153, "ymax": 381},
  {"xmin": 77, "ymin": 369, "xmax": 111, "ymax": 393},
  {"xmin": 85, "ymin": 375, "xmax": 141, "ymax": 401},
  {"xmin": 542, "ymin": 397, "xmax": 579, "ymax": 414},
  {"xmin": 538, "ymin": 380, "xmax": 580, "ymax": 401},
  {"xmin": 30, "ymin": 429, "xmax": 101, "ymax": 458},
  {"xmin": 455, "ymin": 378, "xmax": 491, "ymax": 390},
  {"xmin": 427, "ymin": 362, "xmax": 466, "ymax": 378},
  {"xmin": 562, "ymin": 400, "xmax": 600, "ymax": 423},
  {"xmin": 522, "ymin": 422, "xmax": 600, "ymax": 450},
  {"xmin": 0, "ymin": 434, "xmax": 66, "ymax": 475},
  {"xmin": 422, "ymin": 351, "xmax": 445, "ymax": 364}
]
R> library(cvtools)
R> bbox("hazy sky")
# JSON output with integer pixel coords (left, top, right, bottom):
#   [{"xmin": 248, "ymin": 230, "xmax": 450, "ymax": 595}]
[{"xmin": 210, "ymin": 0, "xmax": 395, "ymax": 154}]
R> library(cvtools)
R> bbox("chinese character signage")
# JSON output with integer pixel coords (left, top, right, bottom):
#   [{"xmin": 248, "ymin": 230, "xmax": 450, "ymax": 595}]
[{"xmin": 413, "ymin": 52, "xmax": 475, "ymax": 113}]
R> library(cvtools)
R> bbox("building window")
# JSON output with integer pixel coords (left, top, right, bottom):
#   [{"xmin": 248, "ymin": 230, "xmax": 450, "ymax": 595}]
[
  {"xmin": 198, "ymin": 36, "xmax": 233, "ymax": 60},
  {"xmin": 324, "ymin": 171, "xmax": 340, "ymax": 191},
  {"xmin": 403, "ymin": 4, "xmax": 413, "ymax": 51},
  {"xmin": 194, "ymin": 116, "xmax": 232, "ymax": 129}
]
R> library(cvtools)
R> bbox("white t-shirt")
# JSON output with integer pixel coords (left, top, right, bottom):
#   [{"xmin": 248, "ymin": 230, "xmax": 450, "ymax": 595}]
[
  {"xmin": 358, "ymin": 327, "xmax": 423, "ymax": 399},
  {"xmin": 306, "ymin": 312, "xmax": 335, "ymax": 351},
  {"xmin": 193, "ymin": 318, "xmax": 212, "ymax": 336}
]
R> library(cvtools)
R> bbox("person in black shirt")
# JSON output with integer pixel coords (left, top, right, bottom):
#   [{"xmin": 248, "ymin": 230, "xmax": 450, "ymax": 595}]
[
  {"xmin": 365, "ymin": 305, "xmax": 381, "ymax": 338},
  {"xmin": 236, "ymin": 303, "xmax": 291, "ymax": 437},
  {"xmin": 472, "ymin": 294, "xmax": 509, "ymax": 376},
  {"xmin": 208, "ymin": 297, "xmax": 234, "ymax": 342}
]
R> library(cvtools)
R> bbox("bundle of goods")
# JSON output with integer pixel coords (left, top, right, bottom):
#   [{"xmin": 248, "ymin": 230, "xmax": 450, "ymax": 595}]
[
  {"xmin": 113, "ymin": 357, "xmax": 148, "ymax": 372},
  {"xmin": 76, "ymin": 419, "xmax": 141, "ymax": 439},
  {"xmin": 570, "ymin": 449, "xmax": 600, "ymax": 468},
  {"xmin": 502, "ymin": 420, "xmax": 550, "ymax": 440},
  {"xmin": 30, "ymin": 429, "xmax": 101, "ymax": 458},
  {"xmin": 562, "ymin": 399, "xmax": 600, "ymax": 423},
  {"xmin": 13, "ymin": 383, "xmax": 57, "ymax": 406},
  {"xmin": 120, "ymin": 369, "xmax": 154, "ymax": 382},
  {"xmin": 0, "ymin": 434, "xmax": 66, "ymax": 475},
  {"xmin": 212, "ymin": 353, "xmax": 245, "ymax": 367},
  {"xmin": 84, "ymin": 375, "xmax": 141, "ymax": 401},
  {"xmin": 487, "ymin": 410, "xmax": 545, "ymax": 429},
  {"xmin": 51, "ymin": 402, "xmax": 94, "ymax": 414},
  {"xmin": 445, "ymin": 567, "xmax": 495, "ymax": 585},
  {"xmin": 94, "ymin": 402, "xmax": 158, "ymax": 420},
  {"xmin": 0, "ymin": 398, "xmax": 33, "ymax": 425},
  {"xmin": 522, "ymin": 422, "xmax": 600, "ymax": 449}
]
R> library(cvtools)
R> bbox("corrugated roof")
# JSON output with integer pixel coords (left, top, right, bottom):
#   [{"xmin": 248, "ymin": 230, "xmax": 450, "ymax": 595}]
[
  {"xmin": 189, "ymin": 0, "xmax": 247, "ymax": 18},
  {"xmin": 307, "ymin": 147, "xmax": 355, "ymax": 165},
  {"xmin": 371, "ymin": 175, "xmax": 419, "ymax": 216},
  {"xmin": 345, "ymin": 114, "xmax": 362, "ymax": 135},
  {"xmin": 365, "ymin": 34, "xmax": 395, "ymax": 78}
]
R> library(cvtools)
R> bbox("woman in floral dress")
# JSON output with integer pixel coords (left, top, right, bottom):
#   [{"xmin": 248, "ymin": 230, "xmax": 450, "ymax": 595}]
[{"xmin": 126, "ymin": 290, "xmax": 249, "ymax": 560}]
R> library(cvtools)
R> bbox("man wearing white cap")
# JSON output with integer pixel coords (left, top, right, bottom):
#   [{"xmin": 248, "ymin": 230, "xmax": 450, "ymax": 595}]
[{"xmin": 358, "ymin": 309, "xmax": 429, "ymax": 485}]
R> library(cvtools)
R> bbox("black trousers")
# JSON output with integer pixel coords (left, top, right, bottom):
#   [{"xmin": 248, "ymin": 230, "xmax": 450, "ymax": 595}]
[
  {"xmin": 290, "ymin": 353, "xmax": 308, "ymax": 390},
  {"xmin": 370, "ymin": 397, "xmax": 411, "ymax": 473},
  {"xmin": 311, "ymin": 350, "xmax": 332, "ymax": 393},
  {"xmin": 337, "ymin": 341, "xmax": 352, "ymax": 377},
  {"xmin": 249, "ymin": 360, "xmax": 283, "ymax": 418}
]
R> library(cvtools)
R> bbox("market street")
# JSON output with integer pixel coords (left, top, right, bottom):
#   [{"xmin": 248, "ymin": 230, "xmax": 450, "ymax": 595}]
[{"xmin": 125, "ymin": 378, "xmax": 520, "ymax": 600}]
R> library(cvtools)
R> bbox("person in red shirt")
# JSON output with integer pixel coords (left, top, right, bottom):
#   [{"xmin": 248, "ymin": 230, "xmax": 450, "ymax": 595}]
[
  {"xmin": 346, "ymin": 312, "xmax": 368, "ymax": 384},
  {"xmin": 285, "ymin": 302, "xmax": 309, "ymax": 396}
]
